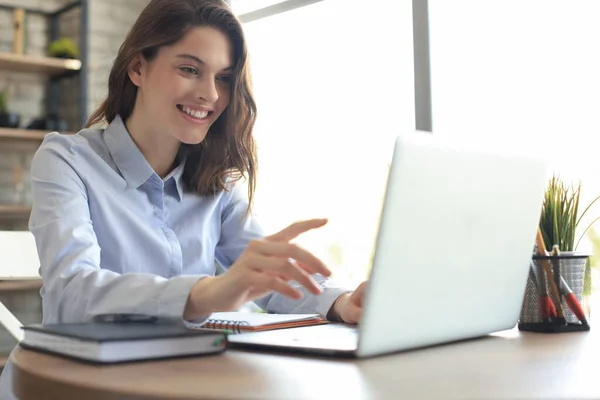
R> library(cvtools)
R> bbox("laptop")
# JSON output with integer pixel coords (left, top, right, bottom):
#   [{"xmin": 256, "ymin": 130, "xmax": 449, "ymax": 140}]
[{"xmin": 228, "ymin": 131, "xmax": 549, "ymax": 358}]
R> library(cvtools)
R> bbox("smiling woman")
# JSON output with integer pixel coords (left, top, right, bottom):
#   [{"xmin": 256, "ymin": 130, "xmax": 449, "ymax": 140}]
[
  {"xmin": 86, "ymin": 1, "xmax": 257, "ymax": 199},
  {"xmin": 125, "ymin": 27, "xmax": 234, "ymax": 160}
]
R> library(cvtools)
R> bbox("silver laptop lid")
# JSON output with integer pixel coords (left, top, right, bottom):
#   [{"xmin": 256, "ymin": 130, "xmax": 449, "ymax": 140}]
[{"xmin": 357, "ymin": 132, "xmax": 548, "ymax": 357}]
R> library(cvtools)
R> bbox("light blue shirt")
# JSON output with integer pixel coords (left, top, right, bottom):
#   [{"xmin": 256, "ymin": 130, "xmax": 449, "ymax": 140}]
[{"xmin": 0, "ymin": 115, "xmax": 348, "ymax": 399}]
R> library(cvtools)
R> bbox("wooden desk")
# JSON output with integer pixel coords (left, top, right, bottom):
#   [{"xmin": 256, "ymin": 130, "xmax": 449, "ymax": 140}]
[{"xmin": 12, "ymin": 328, "xmax": 598, "ymax": 400}]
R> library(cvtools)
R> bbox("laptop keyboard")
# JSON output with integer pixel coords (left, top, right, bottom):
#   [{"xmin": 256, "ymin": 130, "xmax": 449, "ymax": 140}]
[
  {"xmin": 291, "ymin": 324, "xmax": 358, "ymax": 341},
  {"xmin": 230, "ymin": 323, "xmax": 359, "ymax": 351}
]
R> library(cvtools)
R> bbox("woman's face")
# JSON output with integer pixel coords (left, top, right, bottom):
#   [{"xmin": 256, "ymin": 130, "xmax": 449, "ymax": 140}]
[{"xmin": 130, "ymin": 26, "xmax": 234, "ymax": 145}]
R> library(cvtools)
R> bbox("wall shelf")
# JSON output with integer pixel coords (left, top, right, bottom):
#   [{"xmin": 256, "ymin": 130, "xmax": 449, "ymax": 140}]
[
  {"xmin": 0, "ymin": 52, "xmax": 81, "ymax": 77},
  {"xmin": 0, "ymin": 280, "xmax": 42, "ymax": 292},
  {"xmin": 0, "ymin": 128, "xmax": 49, "ymax": 140},
  {"xmin": 0, "ymin": 205, "xmax": 31, "ymax": 220},
  {"xmin": 0, "ymin": 128, "xmax": 72, "ymax": 140}
]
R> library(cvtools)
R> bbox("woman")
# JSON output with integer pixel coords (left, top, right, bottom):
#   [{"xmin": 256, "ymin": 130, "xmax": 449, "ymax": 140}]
[{"xmin": 0, "ymin": 0, "xmax": 366, "ymax": 397}]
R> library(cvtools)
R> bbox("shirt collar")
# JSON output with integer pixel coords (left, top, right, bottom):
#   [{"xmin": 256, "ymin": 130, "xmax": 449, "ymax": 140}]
[
  {"xmin": 163, "ymin": 160, "xmax": 186, "ymax": 202},
  {"xmin": 104, "ymin": 115, "xmax": 155, "ymax": 189}
]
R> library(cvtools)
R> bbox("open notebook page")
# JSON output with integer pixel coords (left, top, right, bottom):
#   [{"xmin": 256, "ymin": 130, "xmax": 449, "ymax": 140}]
[
  {"xmin": 205, "ymin": 312, "xmax": 321, "ymax": 326},
  {"xmin": 187, "ymin": 312, "xmax": 327, "ymax": 332}
]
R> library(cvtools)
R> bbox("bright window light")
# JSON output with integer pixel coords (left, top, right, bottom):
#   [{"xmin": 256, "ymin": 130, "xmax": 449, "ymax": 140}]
[
  {"xmin": 240, "ymin": 0, "xmax": 415, "ymax": 286},
  {"xmin": 231, "ymin": 0, "xmax": 289, "ymax": 15},
  {"xmin": 429, "ymin": 0, "xmax": 600, "ymax": 305}
]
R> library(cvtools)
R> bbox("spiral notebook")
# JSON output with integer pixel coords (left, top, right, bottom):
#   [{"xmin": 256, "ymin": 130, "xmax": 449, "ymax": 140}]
[{"xmin": 190, "ymin": 312, "xmax": 328, "ymax": 333}]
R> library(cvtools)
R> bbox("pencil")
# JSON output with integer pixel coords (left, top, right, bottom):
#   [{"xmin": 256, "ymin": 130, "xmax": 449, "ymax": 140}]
[{"xmin": 535, "ymin": 228, "xmax": 566, "ymax": 324}]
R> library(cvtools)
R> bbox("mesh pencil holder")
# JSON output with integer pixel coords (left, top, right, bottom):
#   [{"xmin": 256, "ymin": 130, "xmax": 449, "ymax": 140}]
[{"xmin": 519, "ymin": 253, "xmax": 590, "ymax": 333}]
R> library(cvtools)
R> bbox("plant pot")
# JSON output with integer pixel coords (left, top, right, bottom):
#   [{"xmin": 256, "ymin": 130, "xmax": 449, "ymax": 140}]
[
  {"xmin": 0, "ymin": 113, "xmax": 20, "ymax": 128},
  {"xmin": 519, "ymin": 252, "xmax": 590, "ymax": 332}
]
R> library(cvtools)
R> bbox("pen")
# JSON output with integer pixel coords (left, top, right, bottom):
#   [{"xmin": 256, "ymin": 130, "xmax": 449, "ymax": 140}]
[
  {"xmin": 535, "ymin": 228, "xmax": 566, "ymax": 325},
  {"xmin": 551, "ymin": 245, "xmax": 588, "ymax": 326},
  {"xmin": 529, "ymin": 260, "xmax": 557, "ymax": 322},
  {"xmin": 532, "ymin": 244, "xmax": 558, "ymax": 321}
]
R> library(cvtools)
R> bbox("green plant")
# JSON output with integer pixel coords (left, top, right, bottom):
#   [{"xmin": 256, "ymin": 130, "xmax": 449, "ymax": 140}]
[
  {"xmin": 539, "ymin": 175, "xmax": 600, "ymax": 299},
  {"xmin": 539, "ymin": 174, "xmax": 600, "ymax": 252},
  {"xmin": 584, "ymin": 227, "xmax": 600, "ymax": 297},
  {"xmin": 47, "ymin": 37, "xmax": 78, "ymax": 59},
  {"xmin": 0, "ymin": 90, "xmax": 7, "ymax": 114}
]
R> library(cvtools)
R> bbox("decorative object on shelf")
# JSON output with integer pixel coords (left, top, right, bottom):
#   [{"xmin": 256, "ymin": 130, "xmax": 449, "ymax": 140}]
[
  {"xmin": 47, "ymin": 37, "xmax": 79, "ymax": 60},
  {"xmin": 12, "ymin": 8, "xmax": 25, "ymax": 55},
  {"xmin": 26, "ymin": 115, "xmax": 68, "ymax": 133},
  {"xmin": 0, "ymin": 89, "xmax": 20, "ymax": 129}
]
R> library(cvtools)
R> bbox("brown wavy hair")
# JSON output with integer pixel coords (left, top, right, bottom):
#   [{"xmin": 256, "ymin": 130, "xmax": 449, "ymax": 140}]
[{"xmin": 86, "ymin": 0, "xmax": 257, "ymax": 214}]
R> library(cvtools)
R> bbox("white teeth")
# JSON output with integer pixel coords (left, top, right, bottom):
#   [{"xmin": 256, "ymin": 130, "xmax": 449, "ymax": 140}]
[{"xmin": 182, "ymin": 106, "xmax": 209, "ymax": 119}]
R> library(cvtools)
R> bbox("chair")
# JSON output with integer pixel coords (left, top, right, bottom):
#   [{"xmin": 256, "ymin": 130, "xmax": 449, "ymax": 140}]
[{"xmin": 0, "ymin": 231, "xmax": 40, "ymax": 342}]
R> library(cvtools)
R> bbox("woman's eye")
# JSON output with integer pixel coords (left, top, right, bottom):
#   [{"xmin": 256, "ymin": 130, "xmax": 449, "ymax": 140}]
[
  {"xmin": 180, "ymin": 66, "xmax": 198, "ymax": 75},
  {"xmin": 217, "ymin": 75, "xmax": 232, "ymax": 84}
]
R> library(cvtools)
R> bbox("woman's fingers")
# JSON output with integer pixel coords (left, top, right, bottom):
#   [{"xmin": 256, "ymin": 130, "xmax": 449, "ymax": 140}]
[
  {"xmin": 350, "ymin": 281, "xmax": 367, "ymax": 307},
  {"xmin": 267, "ymin": 218, "xmax": 328, "ymax": 242},
  {"xmin": 248, "ymin": 240, "xmax": 331, "ymax": 277},
  {"xmin": 247, "ymin": 272, "xmax": 303, "ymax": 300},
  {"xmin": 246, "ymin": 253, "xmax": 322, "ymax": 295},
  {"xmin": 232, "ymin": 218, "xmax": 331, "ymax": 302}
]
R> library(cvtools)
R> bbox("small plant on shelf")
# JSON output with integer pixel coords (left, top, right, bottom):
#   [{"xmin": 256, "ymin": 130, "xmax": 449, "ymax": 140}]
[
  {"xmin": 0, "ymin": 87, "xmax": 20, "ymax": 128},
  {"xmin": 47, "ymin": 37, "xmax": 79, "ymax": 59},
  {"xmin": 0, "ymin": 90, "xmax": 7, "ymax": 114}
]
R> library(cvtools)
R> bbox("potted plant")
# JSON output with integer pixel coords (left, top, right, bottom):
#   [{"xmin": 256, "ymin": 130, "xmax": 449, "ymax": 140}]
[
  {"xmin": 539, "ymin": 175, "xmax": 600, "ymax": 252},
  {"xmin": 0, "ymin": 89, "xmax": 20, "ymax": 128},
  {"xmin": 538, "ymin": 174, "xmax": 600, "ymax": 315},
  {"xmin": 47, "ymin": 37, "xmax": 78, "ymax": 59}
]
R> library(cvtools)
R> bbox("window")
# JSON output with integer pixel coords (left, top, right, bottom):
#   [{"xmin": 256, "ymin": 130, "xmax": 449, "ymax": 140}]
[
  {"xmin": 428, "ymin": 0, "xmax": 600, "ymax": 304},
  {"xmin": 235, "ymin": 0, "xmax": 415, "ymax": 286},
  {"xmin": 230, "ymin": 0, "xmax": 292, "ymax": 15},
  {"xmin": 428, "ymin": 1, "xmax": 600, "ymax": 179}
]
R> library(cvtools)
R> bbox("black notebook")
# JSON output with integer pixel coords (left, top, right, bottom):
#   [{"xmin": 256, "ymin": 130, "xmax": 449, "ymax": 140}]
[{"xmin": 20, "ymin": 322, "xmax": 227, "ymax": 364}]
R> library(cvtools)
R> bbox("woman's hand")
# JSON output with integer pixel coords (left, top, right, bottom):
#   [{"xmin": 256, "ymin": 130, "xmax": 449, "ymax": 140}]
[
  {"xmin": 330, "ymin": 281, "xmax": 368, "ymax": 325},
  {"xmin": 184, "ymin": 218, "xmax": 331, "ymax": 320}
]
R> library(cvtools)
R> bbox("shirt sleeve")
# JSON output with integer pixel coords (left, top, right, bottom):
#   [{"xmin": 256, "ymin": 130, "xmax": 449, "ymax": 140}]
[
  {"xmin": 30, "ymin": 137, "xmax": 205, "ymax": 324},
  {"xmin": 214, "ymin": 184, "xmax": 351, "ymax": 318}
]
